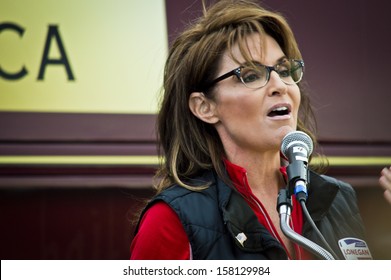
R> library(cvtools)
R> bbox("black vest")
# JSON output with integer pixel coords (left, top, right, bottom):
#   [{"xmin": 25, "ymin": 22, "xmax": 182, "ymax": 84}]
[{"xmin": 136, "ymin": 170, "xmax": 367, "ymax": 260}]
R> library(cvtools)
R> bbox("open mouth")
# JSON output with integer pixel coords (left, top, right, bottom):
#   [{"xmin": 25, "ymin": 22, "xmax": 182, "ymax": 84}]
[{"xmin": 267, "ymin": 105, "xmax": 291, "ymax": 117}]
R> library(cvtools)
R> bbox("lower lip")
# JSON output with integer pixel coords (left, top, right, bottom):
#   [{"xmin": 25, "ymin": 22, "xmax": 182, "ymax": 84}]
[{"xmin": 267, "ymin": 114, "xmax": 292, "ymax": 120}]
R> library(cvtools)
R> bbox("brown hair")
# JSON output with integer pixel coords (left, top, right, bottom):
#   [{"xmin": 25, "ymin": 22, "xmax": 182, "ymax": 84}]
[{"xmin": 154, "ymin": 0, "xmax": 319, "ymax": 192}]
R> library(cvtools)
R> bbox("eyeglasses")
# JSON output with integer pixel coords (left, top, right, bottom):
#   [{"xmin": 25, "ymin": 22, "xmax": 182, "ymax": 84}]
[{"xmin": 204, "ymin": 58, "xmax": 304, "ymax": 90}]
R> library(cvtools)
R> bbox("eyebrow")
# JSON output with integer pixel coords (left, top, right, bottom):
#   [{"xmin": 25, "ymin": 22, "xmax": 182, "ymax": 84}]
[{"xmin": 241, "ymin": 56, "xmax": 288, "ymax": 67}]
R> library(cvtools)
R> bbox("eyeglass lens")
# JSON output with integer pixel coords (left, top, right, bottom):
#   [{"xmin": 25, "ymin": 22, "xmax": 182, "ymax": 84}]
[{"xmin": 239, "ymin": 59, "xmax": 303, "ymax": 89}]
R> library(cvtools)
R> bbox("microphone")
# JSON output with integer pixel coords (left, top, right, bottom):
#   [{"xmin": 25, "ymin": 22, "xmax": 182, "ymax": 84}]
[
  {"xmin": 278, "ymin": 131, "xmax": 338, "ymax": 259},
  {"xmin": 280, "ymin": 131, "xmax": 313, "ymax": 201}
]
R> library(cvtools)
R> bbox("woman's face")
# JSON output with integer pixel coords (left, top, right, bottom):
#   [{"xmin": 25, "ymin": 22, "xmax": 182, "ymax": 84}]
[{"xmin": 212, "ymin": 33, "xmax": 301, "ymax": 155}]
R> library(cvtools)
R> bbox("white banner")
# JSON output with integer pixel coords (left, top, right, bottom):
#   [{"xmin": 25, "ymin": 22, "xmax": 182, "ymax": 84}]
[{"xmin": 1, "ymin": 260, "xmax": 389, "ymax": 280}]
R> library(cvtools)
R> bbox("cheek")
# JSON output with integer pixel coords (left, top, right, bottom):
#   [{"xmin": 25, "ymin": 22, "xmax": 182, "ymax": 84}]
[
  {"xmin": 216, "ymin": 94, "xmax": 260, "ymax": 121},
  {"xmin": 292, "ymin": 87, "xmax": 301, "ymax": 115},
  {"xmin": 216, "ymin": 85, "xmax": 261, "ymax": 113}
]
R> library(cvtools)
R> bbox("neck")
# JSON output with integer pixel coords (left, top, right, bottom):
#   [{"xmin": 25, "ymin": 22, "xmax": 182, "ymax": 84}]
[{"xmin": 226, "ymin": 149, "xmax": 284, "ymax": 196}]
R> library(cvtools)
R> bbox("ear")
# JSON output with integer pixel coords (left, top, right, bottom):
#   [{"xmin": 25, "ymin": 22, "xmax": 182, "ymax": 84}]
[{"xmin": 188, "ymin": 92, "xmax": 219, "ymax": 124}]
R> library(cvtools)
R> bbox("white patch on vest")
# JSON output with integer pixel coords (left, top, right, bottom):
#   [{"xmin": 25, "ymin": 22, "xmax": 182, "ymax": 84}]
[
  {"xmin": 338, "ymin": 237, "xmax": 372, "ymax": 260},
  {"xmin": 235, "ymin": 232, "xmax": 247, "ymax": 247}
]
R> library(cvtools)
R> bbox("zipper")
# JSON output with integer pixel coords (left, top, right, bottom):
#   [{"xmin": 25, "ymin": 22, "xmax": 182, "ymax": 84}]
[{"xmin": 243, "ymin": 172, "xmax": 296, "ymax": 260}]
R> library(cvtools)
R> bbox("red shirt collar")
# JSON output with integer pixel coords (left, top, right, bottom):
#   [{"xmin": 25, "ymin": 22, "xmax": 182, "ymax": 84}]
[{"xmin": 223, "ymin": 158, "xmax": 288, "ymax": 198}]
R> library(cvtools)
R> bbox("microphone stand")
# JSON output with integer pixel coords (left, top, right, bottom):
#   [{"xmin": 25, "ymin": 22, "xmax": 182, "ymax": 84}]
[{"xmin": 277, "ymin": 187, "xmax": 335, "ymax": 260}]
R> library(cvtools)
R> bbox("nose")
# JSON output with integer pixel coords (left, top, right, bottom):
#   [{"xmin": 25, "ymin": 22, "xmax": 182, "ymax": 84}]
[{"xmin": 267, "ymin": 70, "xmax": 287, "ymax": 96}]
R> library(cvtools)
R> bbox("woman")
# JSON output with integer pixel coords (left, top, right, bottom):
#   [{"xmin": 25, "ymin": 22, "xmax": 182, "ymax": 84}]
[{"xmin": 130, "ymin": 0, "xmax": 370, "ymax": 259}]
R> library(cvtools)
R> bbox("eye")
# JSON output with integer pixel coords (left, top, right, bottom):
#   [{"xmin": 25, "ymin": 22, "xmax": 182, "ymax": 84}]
[
  {"xmin": 278, "ymin": 69, "xmax": 291, "ymax": 78},
  {"xmin": 276, "ymin": 62, "xmax": 291, "ymax": 78},
  {"xmin": 240, "ymin": 67, "xmax": 265, "ymax": 83}
]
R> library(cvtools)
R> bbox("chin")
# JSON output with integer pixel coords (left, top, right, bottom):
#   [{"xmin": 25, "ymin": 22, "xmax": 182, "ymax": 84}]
[{"xmin": 277, "ymin": 126, "xmax": 296, "ymax": 139}]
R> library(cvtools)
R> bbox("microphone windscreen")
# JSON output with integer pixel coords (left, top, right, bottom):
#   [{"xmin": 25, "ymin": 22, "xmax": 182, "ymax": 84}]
[{"xmin": 280, "ymin": 131, "xmax": 313, "ymax": 158}]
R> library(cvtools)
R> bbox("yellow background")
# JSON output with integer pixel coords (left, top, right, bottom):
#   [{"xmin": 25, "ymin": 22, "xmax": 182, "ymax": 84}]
[{"xmin": 0, "ymin": 0, "xmax": 168, "ymax": 114}]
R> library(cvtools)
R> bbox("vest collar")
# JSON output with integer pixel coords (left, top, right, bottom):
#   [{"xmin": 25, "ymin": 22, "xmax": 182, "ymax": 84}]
[{"xmin": 306, "ymin": 171, "xmax": 340, "ymax": 221}]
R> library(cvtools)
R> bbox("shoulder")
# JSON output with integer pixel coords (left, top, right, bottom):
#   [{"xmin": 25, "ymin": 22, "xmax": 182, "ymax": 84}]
[
  {"xmin": 309, "ymin": 170, "xmax": 355, "ymax": 196},
  {"xmin": 308, "ymin": 171, "xmax": 362, "ymax": 219},
  {"xmin": 130, "ymin": 201, "xmax": 190, "ymax": 259},
  {"xmin": 153, "ymin": 170, "xmax": 232, "ymax": 237},
  {"xmin": 318, "ymin": 173, "xmax": 353, "ymax": 190},
  {"xmin": 154, "ymin": 180, "xmax": 225, "ymax": 227},
  {"xmin": 310, "ymin": 171, "xmax": 363, "ymax": 228},
  {"xmin": 154, "ymin": 170, "xmax": 229, "ymax": 212},
  {"xmin": 305, "ymin": 172, "xmax": 367, "ymax": 258},
  {"xmin": 317, "ymin": 173, "xmax": 357, "ymax": 200}
]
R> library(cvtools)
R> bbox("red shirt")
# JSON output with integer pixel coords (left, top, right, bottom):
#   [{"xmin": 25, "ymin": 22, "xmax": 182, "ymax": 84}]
[{"xmin": 130, "ymin": 160, "xmax": 312, "ymax": 259}]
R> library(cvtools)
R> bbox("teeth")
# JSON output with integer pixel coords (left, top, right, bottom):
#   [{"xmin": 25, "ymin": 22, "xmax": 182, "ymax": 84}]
[{"xmin": 273, "ymin": 106, "xmax": 288, "ymax": 111}]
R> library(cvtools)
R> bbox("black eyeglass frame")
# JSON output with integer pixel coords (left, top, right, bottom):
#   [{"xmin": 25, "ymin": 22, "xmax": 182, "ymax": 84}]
[{"xmin": 203, "ymin": 59, "xmax": 304, "ymax": 91}]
